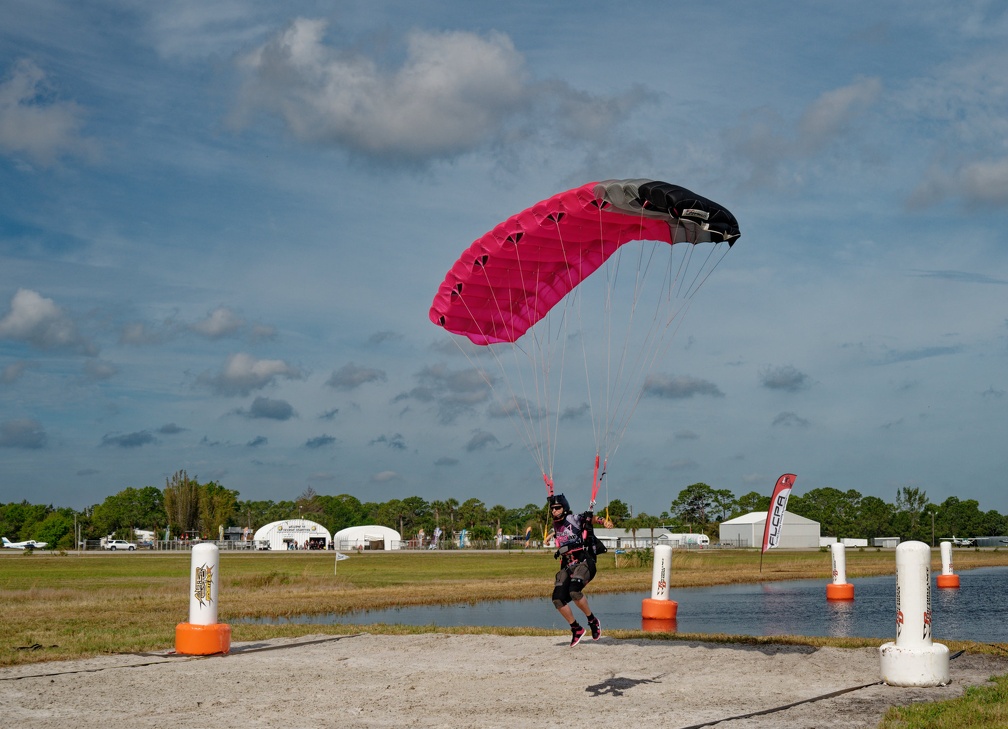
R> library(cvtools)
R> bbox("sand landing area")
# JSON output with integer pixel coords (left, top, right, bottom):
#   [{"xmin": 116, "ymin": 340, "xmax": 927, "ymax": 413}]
[{"xmin": 2, "ymin": 633, "xmax": 1006, "ymax": 728}]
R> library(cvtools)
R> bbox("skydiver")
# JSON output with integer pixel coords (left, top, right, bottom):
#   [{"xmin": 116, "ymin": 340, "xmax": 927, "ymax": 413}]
[{"xmin": 548, "ymin": 493, "xmax": 613, "ymax": 646}]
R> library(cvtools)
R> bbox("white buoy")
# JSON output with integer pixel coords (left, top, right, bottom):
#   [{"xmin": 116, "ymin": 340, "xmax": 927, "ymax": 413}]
[
  {"xmin": 188, "ymin": 542, "xmax": 219, "ymax": 624},
  {"xmin": 826, "ymin": 542, "xmax": 854, "ymax": 600},
  {"xmin": 879, "ymin": 540, "xmax": 949, "ymax": 686},
  {"xmin": 650, "ymin": 544, "xmax": 673, "ymax": 600},
  {"xmin": 641, "ymin": 544, "xmax": 677, "ymax": 630},
  {"xmin": 936, "ymin": 541, "xmax": 960, "ymax": 589},
  {"xmin": 175, "ymin": 542, "xmax": 231, "ymax": 655}
]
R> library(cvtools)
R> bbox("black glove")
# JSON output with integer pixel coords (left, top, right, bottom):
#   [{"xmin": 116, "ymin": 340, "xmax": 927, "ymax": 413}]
[{"xmin": 554, "ymin": 550, "xmax": 560, "ymax": 559}]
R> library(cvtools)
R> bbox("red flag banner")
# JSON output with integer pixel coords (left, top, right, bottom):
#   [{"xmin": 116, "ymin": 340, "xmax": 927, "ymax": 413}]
[{"xmin": 761, "ymin": 473, "xmax": 797, "ymax": 553}]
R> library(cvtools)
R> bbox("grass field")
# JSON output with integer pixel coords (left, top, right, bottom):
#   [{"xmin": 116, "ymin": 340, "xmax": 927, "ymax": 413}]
[{"xmin": 3, "ymin": 546, "xmax": 1007, "ymax": 667}]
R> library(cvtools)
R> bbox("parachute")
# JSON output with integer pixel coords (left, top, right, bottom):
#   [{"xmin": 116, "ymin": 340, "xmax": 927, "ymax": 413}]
[{"xmin": 429, "ymin": 178, "xmax": 740, "ymax": 499}]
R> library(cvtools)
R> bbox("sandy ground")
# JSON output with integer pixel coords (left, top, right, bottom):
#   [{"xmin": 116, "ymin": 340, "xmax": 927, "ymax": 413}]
[{"xmin": 2, "ymin": 633, "xmax": 1006, "ymax": 729}]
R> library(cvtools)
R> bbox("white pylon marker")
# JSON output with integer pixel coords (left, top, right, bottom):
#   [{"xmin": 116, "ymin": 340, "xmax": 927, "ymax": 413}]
[{"xmin": 879, "ymin": 540, "xmax": 949, "ymax": 686}]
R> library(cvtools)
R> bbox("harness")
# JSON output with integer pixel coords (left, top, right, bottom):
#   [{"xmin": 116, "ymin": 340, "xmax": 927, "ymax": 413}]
[{"xmin": 555, "ymin": 513, "xmax": 593, "ymax": 567}]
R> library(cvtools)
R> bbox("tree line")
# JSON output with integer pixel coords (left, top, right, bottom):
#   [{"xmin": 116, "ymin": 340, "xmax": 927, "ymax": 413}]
[{"xmin": 2, "ymin": 472, "xmax": 1005, "ymax": 550}]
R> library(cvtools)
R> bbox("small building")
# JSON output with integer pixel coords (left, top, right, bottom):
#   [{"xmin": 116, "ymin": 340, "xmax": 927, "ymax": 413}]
[
  {"xmin": 658, "ymin": 532, "xmax": 710, "ymax": 548},
  {"xmin": 593, "ymin": 527, "xmax": 656, "ymax": 549},
  {"xmin": 975, "ymin": 536, "xmax": 1008, "ymax": 548},
  {"xmin": 872, "ymin": 537, "xmax": 900, "ymax": 548},
  {"xmin": 252, "ymin": 519, "xmax": 331, "ymax": 551},
  {"xmin": 840, "ymin": 537, "xmax": 869, "ymax": 548},
  {"xmin": 333, "ymin": 525, "xmax": 402, "ymax": 551},
  {"xmin": 719, "ymin": 511, "xmax": 820, "ymax": 549}
]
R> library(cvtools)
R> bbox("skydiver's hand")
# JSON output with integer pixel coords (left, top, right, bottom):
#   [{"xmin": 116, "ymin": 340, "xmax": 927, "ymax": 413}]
[
  {"xmin": 554, "ymin": 550, "xmax": 560, "ymax": 559},
  {"xmin": 602, "ymin": 519, "xmax": 613, "ymax": 529}
]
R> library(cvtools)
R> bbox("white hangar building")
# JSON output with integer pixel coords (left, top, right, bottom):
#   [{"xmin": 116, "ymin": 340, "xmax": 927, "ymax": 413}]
[
  {"xmin": 719, "ymin": 511, "xmax": 820, "ymax": 549},
  {"xmin": 333, "ymin": 525, "xmax": 402, "ymax": 551},
  {"xmin": 253, "ymin": 519, "xmax": 331, "ymax": 551}
]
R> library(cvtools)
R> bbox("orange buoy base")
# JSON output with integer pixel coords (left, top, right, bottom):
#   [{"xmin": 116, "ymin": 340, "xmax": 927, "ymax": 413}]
[
  {"xmin": 936, "ymin": 574, "xmax": 960, "ymax": 589},
  {"xmin": 641, "ymin": 617, "xmax": 677, "ymax": 633},
  {"xmin": 175, "ymin": 622, "xmax": 231, "ymax": 656},
  {"xmin": 826, "ymin": 582, "xmax": 855, "ymax": 601},
  {"xmin": 642, "ymin": 597, "xmax": 678, "ymax": 620}
]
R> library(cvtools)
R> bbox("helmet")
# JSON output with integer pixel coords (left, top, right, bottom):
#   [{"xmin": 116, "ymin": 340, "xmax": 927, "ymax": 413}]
[{"xmin": 548, "ymin": 493, "xmax": 571, "ymax": 515}]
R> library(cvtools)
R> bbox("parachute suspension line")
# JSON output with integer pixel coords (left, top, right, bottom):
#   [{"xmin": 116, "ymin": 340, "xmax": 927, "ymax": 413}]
[
  {"xmin": 456, "ymin": 248, "xmax": 550, "ymax": 478},
  {"xmin": 510, "ymin": 244, "xmax": 555, "ymax": 478},
  {"xmin": 442, "ymin": 332, "xmax": 545, "ymax": 479},
  {"xmin": 590, "ymin": 453, "xmax": 600, "ymax": 508},
  {"xmin": 683, "ymin": 239, "xmax": 730, "ymax": 301},
  {"xmin": 545, "ymin": 211, "xmax": 579, "ymax": 482},
  {"xmin": 531, "ymin": 288, "xmax": 567, "ymax": 481},
  {"xmin": 581, "ymin": 200, "xmax": 611, "ymax": 460},
  {"xmin": 609, "ymin": 229, "xmax": 695, "ymax": 448},
  {"xmin": 599, "ymin": 205, "xmax": 673, "ymax": 462},
  {"xmin": 608, "ymin": 226, "xmax": 732, "ymax": 454},
  {"xmin": 599, "ymin": 209, "xmax": 632, "ymax": 463},
  {"xmin": 605, "ymin": 211, "xmax": 665, "ymax": 445}
]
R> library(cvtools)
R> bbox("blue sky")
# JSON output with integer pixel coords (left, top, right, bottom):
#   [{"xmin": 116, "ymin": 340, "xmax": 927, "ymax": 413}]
[{"xmin": 1, "ymin": 1, "xmax": 1006, "ymax": 516}]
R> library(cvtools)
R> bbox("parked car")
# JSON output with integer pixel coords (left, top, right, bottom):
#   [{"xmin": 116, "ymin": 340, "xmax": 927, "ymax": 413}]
[{"xmin": 104, "ymin": 539, "xmax": 136, "ymax": 551}]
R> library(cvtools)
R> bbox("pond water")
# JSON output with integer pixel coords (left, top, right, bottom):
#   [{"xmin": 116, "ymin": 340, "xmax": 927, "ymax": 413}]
[{"xmin": 243, "ymin": 566, "xmax": 1008, "ymax": 643}]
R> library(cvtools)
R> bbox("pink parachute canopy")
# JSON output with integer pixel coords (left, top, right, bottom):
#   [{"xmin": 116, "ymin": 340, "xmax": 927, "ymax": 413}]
[{"xmin": 429, "ymin": 179, "xmax": 740, "ymax": 344}]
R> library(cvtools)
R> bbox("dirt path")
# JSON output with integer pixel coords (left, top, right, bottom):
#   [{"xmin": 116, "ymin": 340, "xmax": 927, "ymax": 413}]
[{"xmin": 2, "ymin": 634, "xmax": 1005, "ymax": 728}]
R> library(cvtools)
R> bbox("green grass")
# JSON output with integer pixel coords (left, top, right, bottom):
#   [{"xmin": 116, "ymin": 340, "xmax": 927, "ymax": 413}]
[{"xmin": 879, "ymin": 674, "xmax": 1008, "ymax": 728}]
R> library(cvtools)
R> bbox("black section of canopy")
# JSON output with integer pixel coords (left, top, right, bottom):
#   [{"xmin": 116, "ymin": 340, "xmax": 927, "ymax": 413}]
[{"xmin": 637, "ymin": 181, "xmax": 741, "ymax": 245}]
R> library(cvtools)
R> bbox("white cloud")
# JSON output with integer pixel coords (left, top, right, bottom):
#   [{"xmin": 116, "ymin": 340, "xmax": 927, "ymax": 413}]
[
  {"xmin": 232, "ymin": 19, "xmax": 648, "ymax": 165},
  {"xmin": 957, "ymin": 157, "xmax": 1008, "ymax": 207},
  {"xmin": 235, "ymin": 20, "xmax": 527, "ymax": 160},
  {"xmin": 326, "ymin": 362, "xmax": 387, "ymax": 390},
  {"xmin": 396, "ymin": 363, "xmax": 492, "ymax": 424},
  {"xmin": 759, "ymin": 365, "xmax": 810, "ymax": 393},
  {"xmin": 797, "ymin": 77, "xmax": 882, "ymax": 152},
  {"xmin": 83, "ymin": 359, "xmax": 118, "ymax": 382},
  {"xmin": 643, "ymin": 374, "xmax": 724, "ymax": 399},
  {"xmin": 0, "ymin": 418, "xmax": 47, "ymax": 449},
  {"xmin": 1, "ymin": 361, "xmax": 30, "ymax": 384},
  {"xmin": 727, "ymin": 77, "xmax": 883, "ymax": 190},
  {"xmin": 0, "ymin": 59, "xmax": 97, "ymax": 167},
  {"xmin": 0, "ymin": 288, "xmax": 96, "ymax": 354},
  {"xmin": 199, "ymin": 352, "xmax": 304, "ymax": 396},
  {"xmin": 190, "ymin": 306, "xmax": 246, "ymax": 339},
  {"xmin": 238, "ymin": 396, "xmax": 296, "ymax": 420}
]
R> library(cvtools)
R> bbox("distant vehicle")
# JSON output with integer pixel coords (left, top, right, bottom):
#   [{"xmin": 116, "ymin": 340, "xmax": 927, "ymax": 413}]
[
  {"xmin": 2, "ymin": 537, "xmax": 47, "ymax": 550},
  {"xmin": 951, "ymin": 536, "xmax": 977, "ymax": 547},
  {"xmin": 104, "ymin": 539, "xmax": 136, "ymax": 551}
]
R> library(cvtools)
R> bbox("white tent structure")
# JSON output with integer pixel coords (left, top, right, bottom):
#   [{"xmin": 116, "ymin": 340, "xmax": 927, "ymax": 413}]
[
  {"xmin": 719, "ymin": 511, "xmax": 820, "ymax": 549},
  {"xmin": 252, "ymin": 519, "xmax": 331, "ymax": 551},
  {"xmin": 333, "ymin": 525, "xmax": 402, "ymax": 551}
]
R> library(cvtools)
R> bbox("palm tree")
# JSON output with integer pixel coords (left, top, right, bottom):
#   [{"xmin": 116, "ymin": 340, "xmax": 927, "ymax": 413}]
[
  {"xmin": 430, "ymin": 500, "xmax": 446, "ymax": 529},
  {"xmin": 625, "ymin": 515, "xmax": 644, "ymax": 547},
  {"xmin": 639, "ymin": 513, "xmax": 662, "ymax": 547},
  {"xmin": 446, "ymin": 498, "xmax": 459, "ymax": 537}
]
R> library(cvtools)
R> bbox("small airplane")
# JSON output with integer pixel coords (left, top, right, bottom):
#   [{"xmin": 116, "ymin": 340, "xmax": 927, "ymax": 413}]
[
  {"xmin": 2, "ymin": 537, "xmax": 47, "ymax": 550},
  {"xmin": 950, "ymin": 536, "xmax": 977, "ymax": 547}
]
